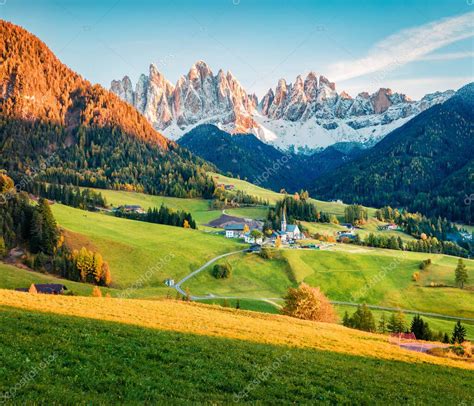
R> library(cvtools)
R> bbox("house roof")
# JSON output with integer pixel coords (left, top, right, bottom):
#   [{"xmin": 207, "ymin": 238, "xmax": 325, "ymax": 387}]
[
  {"xmin": 286, "ymin": 224, "xmax": 299, "ymax": 232},
  {"xmin": 17, "ymin": 283, "xmax": 67, "ymax": 294},
  {"xmin": 224, "ymin": 223, "xmax": 246, "ymax": 231}
]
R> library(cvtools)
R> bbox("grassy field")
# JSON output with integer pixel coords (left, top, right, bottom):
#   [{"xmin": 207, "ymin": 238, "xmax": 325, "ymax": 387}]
[
  {"xmin": 333, "ymin": 304, "xmax": 474, "ymax": 341},
  {"xmin": 0, "ymin": 291, "xmax": 472, "ymax": 403},
  {"xmin": 209, "ymin": 172, "xmax": 377, "ymax": 218},
  {"xmin": 82, "ymin": 187, "xmax": 267, "ymax": 227},
  {"xmin": 50, "ymin": 204, "xmax": 242, "ymax": 294},
  {"xmin": 184, "ymin": 248, "xmax": 474, "ymax": 318},
  {"xmin": 0, "ymin": 262, "xmax": 117, "ymax": 296}
]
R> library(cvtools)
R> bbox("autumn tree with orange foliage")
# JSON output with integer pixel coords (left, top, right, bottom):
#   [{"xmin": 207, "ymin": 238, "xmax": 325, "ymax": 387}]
[{"xmin": 281, "ymin": 283, "xmax": 336, "ymax": 323}]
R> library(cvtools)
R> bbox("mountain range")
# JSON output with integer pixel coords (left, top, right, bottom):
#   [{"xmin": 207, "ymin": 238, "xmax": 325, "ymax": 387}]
[
  {"xmin": 0, "ymin": 21, "xmax": 214, "ymax": 198},
  {"xmin": 111, "ymin": 61, "xmax": 454, "ymax": 151},
  {"xmin": 312, "ymin": 83, "xmax": 474, "ymax": 224},
  {"xmin": 178, "ymin": 124, "xmax": 363, "ymax": 191}
]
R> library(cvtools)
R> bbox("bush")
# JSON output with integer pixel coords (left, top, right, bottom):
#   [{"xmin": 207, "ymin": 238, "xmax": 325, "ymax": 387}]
[
  {"xmin": 419, "ymin": 259, "xmax": 431, "ymax": 270},
  {"xmin": 259, "ymin": 247, "xmax": 278, "ymax": 260},
  {"xmin": 212, "ymin": 263, "xmax": 232, "ymax": 279},
  {"xmin": 412, "ymin": 272, "xmax": 420, "ymax": 282},
  {"xmin": 281, "ymin": 283, "xmax": 336, "ymax": 323}
]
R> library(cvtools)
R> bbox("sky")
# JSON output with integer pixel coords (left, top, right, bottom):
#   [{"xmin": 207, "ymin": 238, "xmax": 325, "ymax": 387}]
[{"xmin": 1, "ymin": 0, "xmax": 473, "ymax": 99}]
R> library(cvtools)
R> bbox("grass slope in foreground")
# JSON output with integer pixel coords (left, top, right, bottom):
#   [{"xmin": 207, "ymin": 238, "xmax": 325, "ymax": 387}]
[{"xmin": 0, "ymin": 291, "xmax": 473, "ymax": 403}]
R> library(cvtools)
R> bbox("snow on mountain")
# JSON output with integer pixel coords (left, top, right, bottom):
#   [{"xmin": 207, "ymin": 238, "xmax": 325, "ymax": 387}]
[
  {"xmin": 111, "ymin": 61, "xmax": 258, "ymax": 140},
  {"xmin": 111, "ymin": 63, "xmax": 454, "ymax": 151}
]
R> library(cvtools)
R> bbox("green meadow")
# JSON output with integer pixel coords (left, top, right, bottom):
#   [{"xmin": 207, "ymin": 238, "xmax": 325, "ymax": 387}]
[
  {"xmin": 184, "ymin": 248, "xmax": 474, "ymax": 318},
  {"xmin": 1, "ymin": 306, "xmax": 472, "ymax": 404},
  {"xmin": 51, "ymin": 204, "xmax": 242, "ymax": 293}
]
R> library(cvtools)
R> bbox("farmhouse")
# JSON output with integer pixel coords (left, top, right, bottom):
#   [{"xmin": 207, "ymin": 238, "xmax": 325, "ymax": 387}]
[
  {"xmin": 16, "ymin": 283, "xmax": 67, "ymax": 294},
  {"xmin": 115, "ymin": 205, "xmax": 145, "ymax": 214},
  {"xmin": 224, "ymin": 223, "xmax": 246, "ymax": 238},
  {"xmin": 164, "ymin": 278, "xmax": 175, "ymax": 287}
]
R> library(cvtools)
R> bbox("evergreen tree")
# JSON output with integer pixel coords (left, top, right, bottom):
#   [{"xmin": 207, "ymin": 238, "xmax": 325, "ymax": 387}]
[
  {"xmin": 410, "ymin": 315, "xmax": 432, "ymax": 340},
  {"xmin": 342, "ymin": 311, "xmax": 351, "ymax": 327},
  {"xmin": 388, "ymin": 311, "xmax": 407, "ymax": 333},
  {"xmin": 451, "ymin": 321, "xmax": 467, "ymax": 344},
  {"xmin": 348, "ymin": 304, "xmax": 376, "ymax": 332},
  {"xmin": 378, "ymin": 313, "xmax": 388, "ymax": 333},
  {"xmin": 454, "ymin": 259, "xmax": 469, "ymax": 289}
]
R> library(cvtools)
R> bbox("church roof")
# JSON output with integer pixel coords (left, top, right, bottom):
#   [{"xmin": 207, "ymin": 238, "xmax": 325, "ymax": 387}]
[{"xmin": 286, "ymin": 224, "xmax": 299, "ymax": 232}]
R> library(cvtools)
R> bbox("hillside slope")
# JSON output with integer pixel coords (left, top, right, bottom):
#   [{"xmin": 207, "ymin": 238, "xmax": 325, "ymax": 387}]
[
  {"xmin": 179, "ymin": 124, "xmax": 362, "ymax": 191},
  {"xmin": 0, "ymin": 291, "xmax": 472, "ymax": 403},
  {"xmin": 0, "ymin": 20, "xmax": 214, "ymax": 197},
  {"xmin": 312, "ymin": 83, "xmax": 474, "ymax": 223}
]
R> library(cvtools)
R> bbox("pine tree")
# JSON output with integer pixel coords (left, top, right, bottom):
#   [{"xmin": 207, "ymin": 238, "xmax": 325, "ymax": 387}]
[
  {"xmin": 28, "ymin": 283, "xmax": 38, "ymax": 294},
  {"xmin": 451, "ymin": 321, "xmax": 467, "ymax": 344},
  {"xmin": 342, "ymin": 311, "xmax": 351, "ymax": 327},
  {"xmin": 378, "ymin": 313, "xmax": 387, "ymax": 333},
  {"xmin": 410, "ymin": 315, "xmax": 431, "ymax": 340},
  {"xmin": 388, "ymin": 311, "xmax": 407, "ymax": 333},
  {"xmin": 235, "ymin": 299, "xmax": 241, "ymax": 309},
  {"xmin": 92, "ymin": 286, "xmax": 102, "ymax": 297},
  {"xmin": 454, "ymin": 259, "xmax": 468, "ymax": 289}
]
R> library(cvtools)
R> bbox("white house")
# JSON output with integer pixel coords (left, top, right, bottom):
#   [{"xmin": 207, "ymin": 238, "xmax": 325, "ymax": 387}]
[
  {"xmin": 244, "ymin": 232, "xmax": 263, "ymax": 244},
  {"xmin": 224, "ymin": 223, "xmax": 246, "ymax": 238}
]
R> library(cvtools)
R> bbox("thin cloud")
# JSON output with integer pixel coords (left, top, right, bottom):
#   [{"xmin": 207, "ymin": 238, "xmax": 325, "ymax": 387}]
[
  {"xmin": 329, "ymin": 12, "xmax": 474, "ymax": 82},
  {"xmin": 418, "ymin": 51, "xmax": 474, "ymax": 61}
]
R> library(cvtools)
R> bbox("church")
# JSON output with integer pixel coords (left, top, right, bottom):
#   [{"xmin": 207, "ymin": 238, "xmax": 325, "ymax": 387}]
[{"xmin": 274, "ymin": 208, "xmax": 303, "ymax": 242}]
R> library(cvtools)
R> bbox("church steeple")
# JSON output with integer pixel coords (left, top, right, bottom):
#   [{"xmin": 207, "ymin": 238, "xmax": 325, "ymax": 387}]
[{"xmin": 281, "ymin": 205, "xmax": 287, "ymax": 232}]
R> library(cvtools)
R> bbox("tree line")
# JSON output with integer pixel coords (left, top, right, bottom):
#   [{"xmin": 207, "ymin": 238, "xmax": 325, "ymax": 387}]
[
  {"xmin": 343, "ymin": 304, "xmax": 467, "ymax": 344},
  {"xmin": 27, "ymin": 182, "xmax": 107, "ymax": 210},
  {"xmin": 0, "ymin": 173, "xmax": 111, "ymax": 286},
  {"xmin": 114, "ymin": 204, "xmax": 197, "ymax": 229}
]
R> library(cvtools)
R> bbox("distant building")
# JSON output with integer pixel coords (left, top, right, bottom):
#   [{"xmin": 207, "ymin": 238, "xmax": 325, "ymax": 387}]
[
  {"xmin": 164, "ymin": 278, "xmax": 175, "ymax": 287},
  {"xmin": 271, "ymin": 206, "xmax": 304, "ymax": 244},
  {"xmin": 224, "ymin": 223, "xmax": 246, "ymax": 238},
  {"xmin": 286, "ymin": 224, "xmax": 302, "ymax": 240},
  {"xmin": 114, "ymin": 205, "xmax": 145, "ymax": 214},
  {"xmin": 244, "ymin": 232, "xmax": 263, "ymax": 244},
  {"xmin": 16, "ymin": 283, "xmax": 67, "ymax": 295}
]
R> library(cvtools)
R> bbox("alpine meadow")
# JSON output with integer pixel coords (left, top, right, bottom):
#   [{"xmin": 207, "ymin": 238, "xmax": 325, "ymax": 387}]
[{"xmin": 1, "ymin": 1, "xmax": 473, "ymax": 404}]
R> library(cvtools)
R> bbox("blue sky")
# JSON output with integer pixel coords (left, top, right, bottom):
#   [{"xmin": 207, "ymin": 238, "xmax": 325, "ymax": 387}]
[{"xmin": 1, "ymin": 0, "xmax": 473, "ymax": 98}]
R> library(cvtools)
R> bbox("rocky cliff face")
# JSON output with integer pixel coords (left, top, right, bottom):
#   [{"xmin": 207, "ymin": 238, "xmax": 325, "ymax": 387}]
[
  {"xmin": 255, "ymin": 73, "xmax": 454, "ymax": 151},
  {"xmin": 111, "ymin": 61, "xmax": 258, "ymax": 138},
  {"xmin": 111, "ymin": 63, "xmax": 454, "ymax": 150}
]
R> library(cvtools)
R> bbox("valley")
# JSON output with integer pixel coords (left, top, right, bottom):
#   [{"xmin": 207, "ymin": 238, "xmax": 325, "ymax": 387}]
[{"xmin": 0, "ymin": 11, "xmax": 473, "ymax": 404}]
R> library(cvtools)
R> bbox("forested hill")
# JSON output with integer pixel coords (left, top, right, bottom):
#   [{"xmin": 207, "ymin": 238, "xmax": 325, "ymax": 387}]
[
  {"xmin": 0, "ymin": 20, "xmax": 215, "ymax": 198},
  {"xmin": 311, "ymin": 83, "xmax": 474, "ymax": 224},
  {"xmin": 178, "ymin": 124, "xmax": 362, "ymax": 191}
]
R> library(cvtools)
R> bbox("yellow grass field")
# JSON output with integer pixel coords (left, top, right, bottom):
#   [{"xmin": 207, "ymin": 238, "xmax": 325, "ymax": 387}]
[{"xmin": 0, "ymin": 289, "xmax": 471, "ymax": 371}]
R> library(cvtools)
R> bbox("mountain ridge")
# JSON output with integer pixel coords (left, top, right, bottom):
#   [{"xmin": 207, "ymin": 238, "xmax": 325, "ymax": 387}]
[
  {"xmin": 111, "ymin": 61, "xmax": 454, "ymax": 151},
  {"xmin": 0, "ymin": 20, "xmax": 215, "ymax": 198},
  {"xmin": 311, "ymin": 82, "xmax": 474, "ymax": 224}
]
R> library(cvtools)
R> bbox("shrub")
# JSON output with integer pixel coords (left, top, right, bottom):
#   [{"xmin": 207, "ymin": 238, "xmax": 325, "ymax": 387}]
[
  {"xmin": 212, "ymin": 263, "xmax": 232, "ymax": 279},
  {"xmin": 281, "ymin": 283, "xmax": 336, "ymax": 323},
  {"xmin": 343, "ymin": 304, "xmax": 376, "ymax": 332},
  {"xmin": 259, "ymin": 247, "xmax": 278, "ymax": 260},
  {"xmin": 419, "ymin": 259, "xmax": 431, "ymax": 270},
  {"xmin": 412, "ymin": 272, "xmax": 420, "ymax": 282},
  {"xmin": 91, "ymin": 286, "xmax": 102, "ymax": 297}
]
